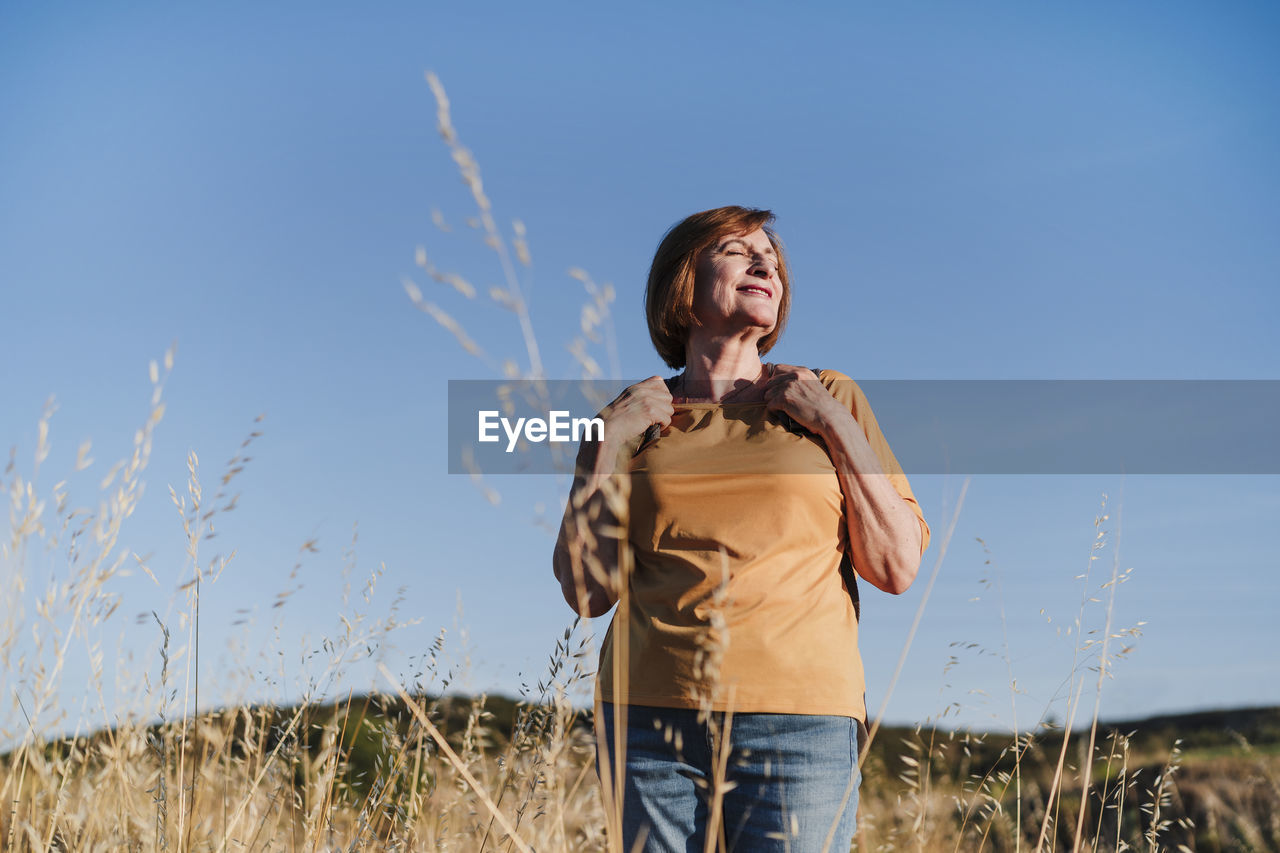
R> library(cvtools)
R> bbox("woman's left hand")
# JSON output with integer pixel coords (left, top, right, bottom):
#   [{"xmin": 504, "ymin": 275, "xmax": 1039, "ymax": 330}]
[{"xmin": 762, "ymin": 364, "xmax": 855, "ymax": 437}]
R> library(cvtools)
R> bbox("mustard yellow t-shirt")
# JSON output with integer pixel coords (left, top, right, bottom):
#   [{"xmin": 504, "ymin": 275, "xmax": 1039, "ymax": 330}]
[{"xmin": 596, "ymin": 369, "xmax": 929, "ymax": 722}]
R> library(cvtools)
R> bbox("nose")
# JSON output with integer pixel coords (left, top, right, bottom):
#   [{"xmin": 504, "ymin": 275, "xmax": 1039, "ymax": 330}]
[{"xmin": 748, "ymin": 255, "xmax": 777, "ymax": 278}]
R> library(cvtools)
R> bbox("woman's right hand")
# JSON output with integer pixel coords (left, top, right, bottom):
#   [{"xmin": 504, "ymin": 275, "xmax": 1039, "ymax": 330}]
[{"xmin": 597, "ymin": 376, "xmax": 675, "ymax": 452}]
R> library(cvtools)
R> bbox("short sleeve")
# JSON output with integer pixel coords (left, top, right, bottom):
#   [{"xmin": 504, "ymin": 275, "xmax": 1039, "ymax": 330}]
[{"xmin": 816, "ymin": 369, "xmax": 931, "ymax": 556}]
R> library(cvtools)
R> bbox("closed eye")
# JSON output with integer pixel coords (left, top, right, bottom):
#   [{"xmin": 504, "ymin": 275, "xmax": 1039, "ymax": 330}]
[{"xmin": 719, "ymin": 243, "xmax": 773, "ymax": 262}]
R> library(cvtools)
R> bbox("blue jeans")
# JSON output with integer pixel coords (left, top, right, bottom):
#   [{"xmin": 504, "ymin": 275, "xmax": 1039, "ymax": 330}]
[{"xmin": 597, "ymin": 703, "xmax": 861, "ymax": 852}]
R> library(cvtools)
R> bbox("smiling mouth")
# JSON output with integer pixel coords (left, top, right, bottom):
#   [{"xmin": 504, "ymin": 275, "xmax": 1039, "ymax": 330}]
[{"xmin": 738, "ymin": 285, "xmax": 772, "ymax": 298}]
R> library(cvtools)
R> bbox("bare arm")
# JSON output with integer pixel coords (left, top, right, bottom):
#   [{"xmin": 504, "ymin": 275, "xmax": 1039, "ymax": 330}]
[
  {"xmin": 816, "ymin": 413, "xmax": 923, "ymax": 595},
  {"xmin": 552, "ymin": 436, "xmax": 630, "ymax": 617},
  {"xmin": 552, "ymin": 376, "xmax": 673, "ymax": 616},
  {"xmin": 763, "ymin": 365, "xmax": 923, "ymax": 595}
]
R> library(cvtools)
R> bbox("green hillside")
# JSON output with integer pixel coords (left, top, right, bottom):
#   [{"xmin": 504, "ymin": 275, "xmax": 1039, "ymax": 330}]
[{"xmin": 8, "ymin": 697, "xmax": 1278, "ymax": 851}]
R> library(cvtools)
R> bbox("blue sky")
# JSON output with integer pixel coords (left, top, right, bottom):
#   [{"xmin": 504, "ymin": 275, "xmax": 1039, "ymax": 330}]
[{"xmin": 2, "ymin": 1, "xmax": 1278, "ymax": 736}]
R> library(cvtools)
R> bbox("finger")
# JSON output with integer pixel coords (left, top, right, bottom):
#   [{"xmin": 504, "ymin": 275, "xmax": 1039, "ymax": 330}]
[
  {"xmin": 762, "ymin": 384, "xmax": 787, "ymax": 409},
  {"xmin": 762, "ymin": 368, "xmax": 790, "ymax": 390},
  {"xmin": 621, "ymin": 375, "xmax": 664, "ymax": 400},
  {"xmin": 639, "ymin": 375, "xmax": 674, "ymax": 400},
  {"xmin": 632, "ymin": 388, "xmax": 672, "ymax": 408},
  {"xmin": 764, "ymin": 373, "xmax": 795, "ymax": 395}
]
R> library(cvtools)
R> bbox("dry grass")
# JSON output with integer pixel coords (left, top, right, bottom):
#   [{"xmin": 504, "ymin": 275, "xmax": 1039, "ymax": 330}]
[
  {"xmin": 0, "ymin": 694, "xmax": 606, "ymax": 850},
  {"xmin": 4, "ymin": 71, "xmax": 1278, "ymax": 852}
]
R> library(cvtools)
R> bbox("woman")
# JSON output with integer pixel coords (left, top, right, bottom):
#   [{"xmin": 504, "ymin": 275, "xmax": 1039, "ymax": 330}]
[{"xmin": 553, "ymin": 206, "xmax": 929, "ymax": 851}]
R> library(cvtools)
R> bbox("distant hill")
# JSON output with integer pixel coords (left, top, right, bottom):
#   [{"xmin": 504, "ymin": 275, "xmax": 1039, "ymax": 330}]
[
  {"xmin": 855, "ymin": 704, "xmax": 1280, "ymax": 853},
  {"xmin": 13, "ymin": 694, "xmax": 1275, "ymax": 764},
  {"xmin": 1094, "ymin": 705, "xmax": 1280, "ymax": 755},
  {"xmin": 863, "ymin": 703, "xmax": 1280, "ymax": 770},
  {"xmin": 6, "ymin": 696, "xmax": 1276, "ymax": 851}
]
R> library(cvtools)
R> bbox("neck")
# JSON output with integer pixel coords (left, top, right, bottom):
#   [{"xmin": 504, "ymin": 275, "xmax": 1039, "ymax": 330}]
[{"xmin": 679, "ymin": 335, "xmax": 766, "ymax": 402}]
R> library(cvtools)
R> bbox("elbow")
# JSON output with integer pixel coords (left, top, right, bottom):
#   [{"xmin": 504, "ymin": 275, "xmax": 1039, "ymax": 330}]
[
  {"xmin": 877, "ymin": 550, "xmax": 921, "ymax": 596},
  {"xmin": 559, "ymin": 579, "xmax": 615, "ymax": 618},
  {"xmin": 553, "ymin": 545, "xmax": 616, "ymax": 618},
  {"xmin": 879, "ymin": 573, "xmax": 915, "ymax": 596},
  {"xmin": 552, "ymin": 550, "xmax": 581, "ymax": 613},
  {"xmin": 552, "ymin": 546, "xmax": 578, "ymax": 613},
  {"xmin": 552, "ymin": 542, "xmax": 569, "ymax": 586},
  {"xmin": 851, "ymin": 525, "xmax": 922, "ymax": 595},
  {"xmin": 579, "ymin": 594, "xmax": 615, "ymax": 619},
  {"xmin": 879, "ymin": 515, "xmax": 925, "ymax": 595}
]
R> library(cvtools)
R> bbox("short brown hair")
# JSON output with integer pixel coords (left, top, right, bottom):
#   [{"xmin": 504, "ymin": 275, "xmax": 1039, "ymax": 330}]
[{"xmin": 645, "ymin": 206, "xmax": 792, "ymax": 369}]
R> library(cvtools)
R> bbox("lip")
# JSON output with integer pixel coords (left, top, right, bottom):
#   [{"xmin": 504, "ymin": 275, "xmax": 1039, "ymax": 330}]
[{"xmin": 737, "ymin": 283, "xmax": 773, "ymax": 299}]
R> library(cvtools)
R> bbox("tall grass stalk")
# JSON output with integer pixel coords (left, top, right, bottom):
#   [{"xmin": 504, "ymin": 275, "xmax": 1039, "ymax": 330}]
[
  {"xmin": 828, "ymin": 478, "xmax": 968, "ymax": 853},
  {"xmin": 1071, "ymin": 491, "xmax": 1124, "ymax": 852},
  {"xmin": 5, "ymin": 71, "xmax": 1275, "ymax": 853}
]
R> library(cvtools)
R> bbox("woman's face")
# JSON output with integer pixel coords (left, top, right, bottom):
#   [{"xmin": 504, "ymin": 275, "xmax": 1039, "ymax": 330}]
[{"xmin": 690, "ymin": 227, "xmax": 783, "ymax": 339}]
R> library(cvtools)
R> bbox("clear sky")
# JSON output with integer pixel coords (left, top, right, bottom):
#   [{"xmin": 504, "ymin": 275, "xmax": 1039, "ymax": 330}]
[{"xmin": 2, "ymin": 1, "xmax": 1278, "ymax": 737}]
